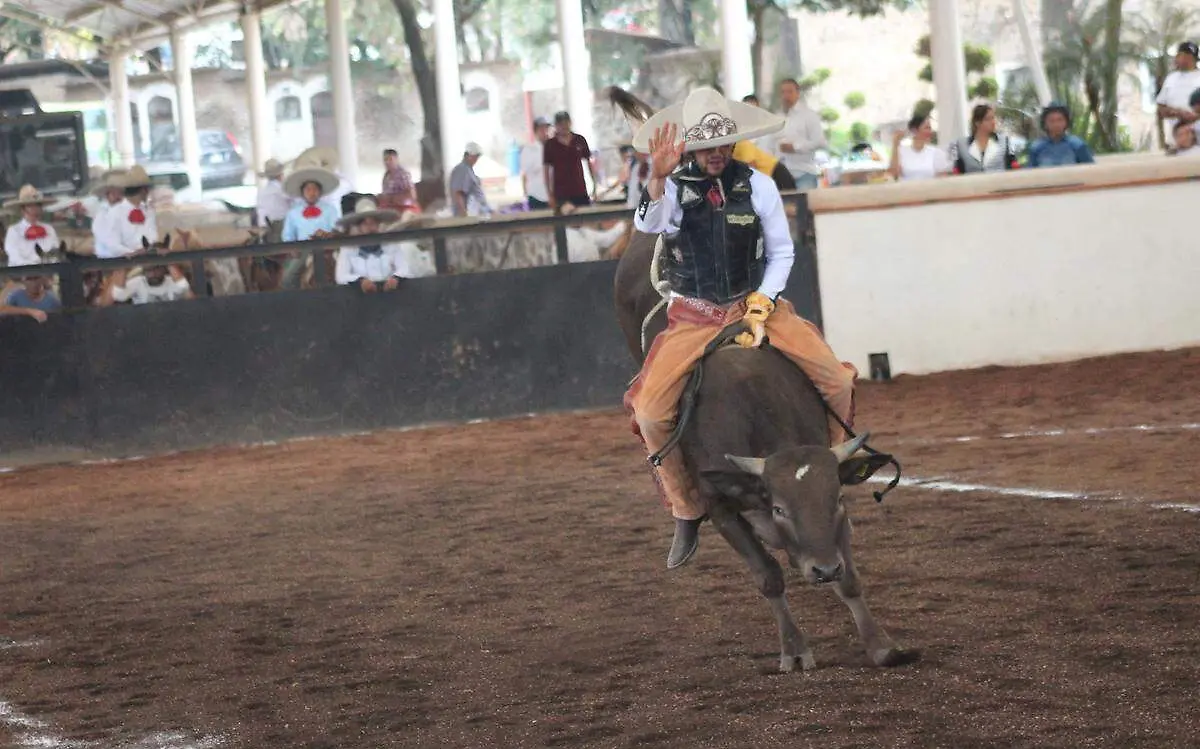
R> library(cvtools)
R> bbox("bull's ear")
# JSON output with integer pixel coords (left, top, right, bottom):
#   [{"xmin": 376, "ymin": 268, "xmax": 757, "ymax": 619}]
[
  {"xmin": 141, "ymin": 236, "xmax": 150, "ymax": 249},
  {"xmin": 700, "ymin": 469, "xmax": 766, "ymax": 508},
  {"xmin": 838, "ymin": 452, "xmax": 894, "ymax": 486}
]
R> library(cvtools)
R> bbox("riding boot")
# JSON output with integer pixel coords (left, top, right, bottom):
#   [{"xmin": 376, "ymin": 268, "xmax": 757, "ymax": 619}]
[{"xmin": 667, "ymin": 517, "xmax": 703, "ymax": 570}]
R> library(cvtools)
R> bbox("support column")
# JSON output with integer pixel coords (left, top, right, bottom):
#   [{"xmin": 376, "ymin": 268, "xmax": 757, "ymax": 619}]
[
  {"xmin": 170, "ymin": 27, "xmax": 203, "ymax": 195},
  {"xmin": 109, "ymin": 46, "xmax": 136, "ymax": 167},
  {"xmin": 241, "ymin": 8, "xmax": 271, "ymax": 173},
  {"xmin": 434, "ymin": 0, "xmax": 464, "ymax": 182},
  {"xmin": 555, "ymin": 0, "xmax": 593, "ymax": 142},
  {"xmin": 720, "ymin": 0, "xmax": 755, "ymax": 98},
  {"xmin": 1012, "ymin": 0, "xmax": 1053, "ymax": 106},
  {"xmin": 324, "ymin": 0, "xmax": 358, "ymax": 185},
  {"xmin": 929, "ymin": 0, "xmax": 969, "ymax": 144}
]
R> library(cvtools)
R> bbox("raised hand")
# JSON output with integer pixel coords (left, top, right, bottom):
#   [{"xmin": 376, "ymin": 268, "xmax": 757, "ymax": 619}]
[{"xmin": 648, "ymin": 123, "xmax": 686, "ymax": 180}]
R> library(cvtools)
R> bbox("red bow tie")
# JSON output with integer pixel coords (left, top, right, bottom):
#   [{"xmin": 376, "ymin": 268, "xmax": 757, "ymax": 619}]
[
  {"xmin": 303, "ymin": 205, "xmax": 322, "ymax": 219},
  {"xmin": 24, "ymin": 224, "xmax": 47, "ymax": 240},
  {"xmin": 706, "ymin": 185, "xmax": 724, "ymax": 208},
  {"xmin": 128, "ymin": 208, "xmax": 146, "ymax": 224}
]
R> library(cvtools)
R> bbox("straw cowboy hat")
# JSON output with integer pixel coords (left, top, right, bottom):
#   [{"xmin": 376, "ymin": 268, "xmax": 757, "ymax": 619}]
[
  {"xmin": 283, "ymin": 166, "xmax": 339, "ymax": 198},
  {"xmin": 121, "ymin": 165, "xmax": 154, "ymax": 189},
  {"xmin": 3, "ymin": 184, "xmax": 55, "ymax": 210},
  {"xmin": 258, "ymin": 159, "xmax": 285, "ymax": 179},
  {"xmin": 632, "ymin": 87, "xmax": 784, "ymax": 154},
  {"xmin": 90, "ymin": 169, "xmax": 128, "ymax": 196},
  {"xmin": 337, "ymin": 195, "xmax": 400, "ymax": 229}
]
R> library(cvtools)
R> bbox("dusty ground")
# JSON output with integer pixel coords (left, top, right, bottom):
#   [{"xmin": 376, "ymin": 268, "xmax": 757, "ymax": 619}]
[{"xmin": 1, "ymin": 348, "xmax": 1198, "ymax": 749}]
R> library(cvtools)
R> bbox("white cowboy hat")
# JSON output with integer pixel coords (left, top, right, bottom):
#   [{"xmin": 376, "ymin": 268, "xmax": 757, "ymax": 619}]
[
  {"xmin": 337, "ymin": 196, "xmax": 400, "ymax": 229},
  {"xmin": 633, "ymin": 87, "xmax": 784, "ymax": 154},
  {"xmin": 3, "ymin": 184, "xmax": 55, "ymax": 209},
  {"xmin": 259, "ymin": 159, "xmax": 285, "ymax": 179},
  {"xmin": 121, "ymin": 165, "xmax": 154, "ymax": 189},
  {"xmin": 283, "ymin": 166, "xmax": 339, "ymax": 198}
]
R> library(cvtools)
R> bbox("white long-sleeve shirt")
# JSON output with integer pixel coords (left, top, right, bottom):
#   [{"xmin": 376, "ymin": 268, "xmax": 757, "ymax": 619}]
[
  {"xmin": 256, "ymin": 179, "xmax": 293, "ymax": 228},
  {"xmin": 3, "ymin": 217, "xmax": 59, "ymax": 267},
  {"xmin": 95, "ymin": 198, "xmax": 158, "ymax": 258},
  {"xmin": 111, "ymin": 274, "xmax": 191, "ymax": 304},
  {"xmin": 335, "ymin": 242, "xmax": 436, "ymax": 285},
  {"xmin": 776, "ymin": 103, "xmax": 828, "ymax": 177},
  {"xmin": 633, "ymin": 168, "xmax": 794, "ymax": 300}
]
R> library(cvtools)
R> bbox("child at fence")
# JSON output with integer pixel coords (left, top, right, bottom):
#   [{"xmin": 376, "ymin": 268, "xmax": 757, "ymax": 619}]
[{"xmin": 280, "ymin": 165, "xmax": 341, "ymax": 289}]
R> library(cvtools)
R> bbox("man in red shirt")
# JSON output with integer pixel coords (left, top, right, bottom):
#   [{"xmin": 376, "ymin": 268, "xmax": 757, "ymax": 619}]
[{"xmin": 543, "ymin": 110, "xmax": 598, "ymax": 213}]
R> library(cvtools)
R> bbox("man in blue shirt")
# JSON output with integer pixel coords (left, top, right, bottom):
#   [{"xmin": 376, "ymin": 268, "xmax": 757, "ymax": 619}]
[
  {"xmin": 1027, "ymin": 102, "xmax": 1095, "ymax": 168},
  {"xmin": 6, "ymin": 278, "xmax": 61, "ymax": 314}
]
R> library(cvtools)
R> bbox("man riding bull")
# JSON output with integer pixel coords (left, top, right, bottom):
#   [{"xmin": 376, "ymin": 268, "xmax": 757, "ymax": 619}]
[{"xmin": 625, "ymin": 87, "xmax": 865, "ymax": 570}]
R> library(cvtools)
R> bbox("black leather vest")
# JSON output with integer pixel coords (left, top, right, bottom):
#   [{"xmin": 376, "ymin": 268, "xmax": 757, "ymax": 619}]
[{"xmin": 664, "ymin": 161, "xmax": 764, "ymax": 305}]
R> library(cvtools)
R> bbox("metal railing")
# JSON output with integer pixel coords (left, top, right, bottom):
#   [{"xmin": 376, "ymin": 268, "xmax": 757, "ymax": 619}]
[{"xmin": 0, "ymin": 192, "xmax": 812, "ymax": 310}]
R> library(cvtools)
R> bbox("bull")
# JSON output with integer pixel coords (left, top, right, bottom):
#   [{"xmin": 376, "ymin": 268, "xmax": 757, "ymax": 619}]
[{"xmin": 615, "ymin": 230, "xmax": 914, "ymax": 671}]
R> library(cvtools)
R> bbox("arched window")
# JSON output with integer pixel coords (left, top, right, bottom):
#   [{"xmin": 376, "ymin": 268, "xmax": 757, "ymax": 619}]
[
  {"xmin": 464, "ymin": 87, "xmax": 490, "ymax": 113},
  {"xmin": 275, "ymin": 95, "xmax": 302, "ymax": 122}
]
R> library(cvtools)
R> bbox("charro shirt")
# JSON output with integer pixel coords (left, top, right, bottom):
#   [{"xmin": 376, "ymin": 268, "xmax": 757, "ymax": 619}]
[
  {"xmin": 334, "ymin": 242, "xmax": 435, "ymax": 284},
  {"xmin": 282, "ymin": 199, "xmax": 339, "ymax": 242},
  {"xmin": 633, "ymin": 167, "xmax": 794, "ymax": 300},
  {"xmin": 95, "ymin": 198, "xmax": 158, "ymax": 257},
  {"xmin": 3, "ymin": 217, "xmax": 59, "ymax": 267}
]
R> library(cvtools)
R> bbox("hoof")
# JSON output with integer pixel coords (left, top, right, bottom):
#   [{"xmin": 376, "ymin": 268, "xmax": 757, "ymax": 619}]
[
  {"xmin": 779, "ymin": 651, "xmax": 817, "ymax": 673},
  {"xmin": 871, "ymin": 646, "xmax": 921, "ymax": 668}
]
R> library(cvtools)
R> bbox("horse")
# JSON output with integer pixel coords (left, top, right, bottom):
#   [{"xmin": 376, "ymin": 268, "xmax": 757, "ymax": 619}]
[{"xmin": 615, "ymin": 230, "xmax": 913, "ymax": 671}]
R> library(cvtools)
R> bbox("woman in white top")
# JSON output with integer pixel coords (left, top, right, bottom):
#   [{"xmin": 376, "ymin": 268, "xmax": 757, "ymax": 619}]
[{"xmin": 887, "ymin": 113, "xmax": 950, "ymax": 181}]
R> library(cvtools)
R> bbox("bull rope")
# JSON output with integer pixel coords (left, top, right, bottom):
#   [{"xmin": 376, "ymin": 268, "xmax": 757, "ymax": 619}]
[{"xmin": 640, "ymin": 234, "xmax": 672, "ymax": 355}]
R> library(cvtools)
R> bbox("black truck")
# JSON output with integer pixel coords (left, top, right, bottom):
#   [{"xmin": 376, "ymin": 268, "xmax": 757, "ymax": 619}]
[{"xmin": 0, "ymin": 88, "xmax": 89, "ymax": 201}]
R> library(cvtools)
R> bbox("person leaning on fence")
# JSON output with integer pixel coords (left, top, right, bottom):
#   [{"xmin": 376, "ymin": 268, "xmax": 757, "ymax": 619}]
[
  {"xmin": 280, "ymin": 165, "xmax": 341, "ymax": 288},
  {"xmin": 111, "ymin": 264, "xmax": 193, "ymax": 305},
  {"xmin": 333, "ymin": 196, "xmax": 411, "ymax": 293},
  {"xmin": 1026, "ymin": 102, "xmax": 1094, "ymax": 168},
  {"xmin": 948, "ymin": 104, "xmax": 1020, "ymax": 174},
  {"xmin": 3, "ymin": 185, "xmax": 59, "ymax": 267}
]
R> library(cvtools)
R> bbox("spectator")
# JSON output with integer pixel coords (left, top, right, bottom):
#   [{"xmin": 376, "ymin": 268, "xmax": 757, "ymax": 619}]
[
  {"xmin": 281, "ymin": 165, "xmax": 340, "ymax": 289},
  {"xmin": 255, "ymin": 159, "xmax": 291, "ymax": 228},
  {"xmin": 949, "ymin": 104, "xmax": 1019, "ymax": 174},
  {"xmin": 449, "ymin": 142, "xmax": 490, "ymax": 217},
  {"xmin": 3, "ymin": 185, "xmax": 59, "ymax": 266},
  {"xmin": 334, "ymin": 196, "xmax": 430, "ymax": 291},
  {"xmin": 0, "ymin": 303, "xmax": 46, "ymax": 323},
  {"xmin": 543, "ymin": 110, "xmax": 598, "ymax": 212},
  {"xmin": 111, "ymin": 265, "xmax": 193, "ymax": 304},
  {"xmin": 281, "ymin": 166, "xmax": 340, "ymax": 243},
  {"xmin": 521, "ymin": 117, "xmax": 553, "ymax": 210},
  {"xmin": 6, "ymin": 277, "xmax": 61, "ymax": 314},
  {"xmin": 380, "ymin": 148, "xmax": 417, "ymax": 212},
  {"xmin": 1027, "ymin": 103, "xmax": 1094, "ymax": 168},
  {"xmin": 95, "ymin": 166, "xmax": 160, "ymax": 257},
  {"xmin": 1170, "ymin": 120, "xmax": 1200, "ymax": 155},
  {"xmin": 1156, "ymin": 41, "xmax": 1200, "ymax": 146},
  {"xmin": 775, "ymin": 78, "xmax": 827, "ymax": 189},
  {"xmin": 888, "ymin": 113, "xmax": 951, "ymax": 181},
  {"xmin": 90, "ymin": 170, "xmax": 126, "ymax": 257},
  {"xmin": 1188, "ymin": 88, "xmax": 1200, "ymax": 142}
]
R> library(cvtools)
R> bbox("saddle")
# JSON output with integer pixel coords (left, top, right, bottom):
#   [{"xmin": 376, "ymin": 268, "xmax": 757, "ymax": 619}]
[{"xmin": 648, "ymin": 320, "xmax": 903, "ymax": 502}]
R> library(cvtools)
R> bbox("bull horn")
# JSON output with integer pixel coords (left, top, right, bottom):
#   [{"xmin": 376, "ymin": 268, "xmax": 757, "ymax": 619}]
[
  {"xmin": 830, "ymin": 432, "xmax": 870, "ymax": 463},
  {"xmin": 725, "ymin": 454, "xmax": 766, "ymax": 476}
]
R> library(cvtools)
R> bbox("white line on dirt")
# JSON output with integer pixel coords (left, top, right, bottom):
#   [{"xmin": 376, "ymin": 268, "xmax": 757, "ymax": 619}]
[
  {"xmin": 897, "ymin": 422, "xmax": 1200, "ymax": 447},
  {"xmin": 1151, "ymin": 503, "xmax": 1200, "ymax": 514},
  {"xmin": 0, "ymin": 639, "xmax": 43, "ymax": 650},
  {"xmin": 0, "ymin": 699, "xmax": 225, "ymax": 748},
  {"xmin": 870, "ymin": 475, "xmax": 1125, "ymax": 502}
]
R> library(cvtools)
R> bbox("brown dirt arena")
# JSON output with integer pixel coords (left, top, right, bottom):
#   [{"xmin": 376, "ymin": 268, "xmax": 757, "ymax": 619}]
[{"xmin": 2, "ymin": 348, "xmax": 1199, "ymax": 748}]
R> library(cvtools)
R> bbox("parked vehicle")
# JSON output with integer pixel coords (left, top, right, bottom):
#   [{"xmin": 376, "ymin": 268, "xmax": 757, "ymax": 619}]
[{"xmin": 148, "ymin": 129, "xmax": 247, "ymax": 189}]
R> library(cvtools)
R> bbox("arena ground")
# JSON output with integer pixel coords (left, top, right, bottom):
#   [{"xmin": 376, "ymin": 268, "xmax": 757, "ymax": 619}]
[{"xmin": 1, "ymin": 347, "xmax": 1198, "ymax": 748}]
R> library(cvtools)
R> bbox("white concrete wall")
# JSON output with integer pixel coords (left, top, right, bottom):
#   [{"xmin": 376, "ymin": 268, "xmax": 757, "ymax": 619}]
[{"xmin": 809, "ymin": 160, "xmax": 1200, "ymax": 375}]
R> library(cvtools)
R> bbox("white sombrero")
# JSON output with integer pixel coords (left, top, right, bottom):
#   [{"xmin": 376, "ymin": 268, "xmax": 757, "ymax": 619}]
[
  {"xmin": 90, "ymin": 169, "xmax": 128, "ymax": 196},
  {"xmin": 121, "ymin": 165, "xmax": 154, "ymax": 189},
  {"xmin": 3, "ymin": 184, "xmax": 55, "ymax": 209},
  {"xmin": 632, "ymin": 87, "xmax": 784, "ymax": 154},
  {"xmin": 259, "ymin": 158, "xmax": 285, "ymax": 179},
  {"xmin": 337, "ymin": 196, "xmax": 400, "ymax": 228},
  {"xmin": 283, "ymin": 166, "xmax": 339, "ymax": 198}
]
